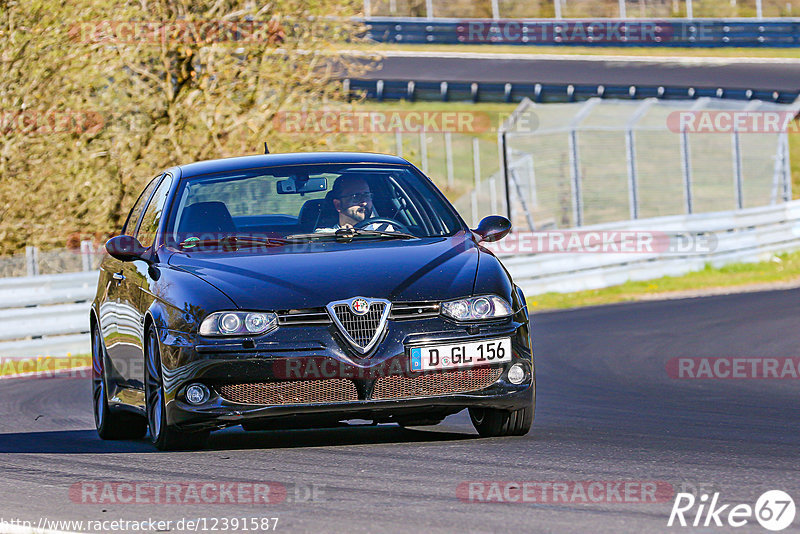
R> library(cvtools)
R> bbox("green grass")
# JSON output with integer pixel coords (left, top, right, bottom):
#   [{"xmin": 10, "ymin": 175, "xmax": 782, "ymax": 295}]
[
  {"xmin": 343, "ymin": 42, "xmax": 800, "ymax": 59},
  {"xmin": 526, "ymin": 249, "xmax": 800, "ymax": 311},
  {"xmin": 0, "ymin": 354, "xmax": 91, "ymax": 377}
]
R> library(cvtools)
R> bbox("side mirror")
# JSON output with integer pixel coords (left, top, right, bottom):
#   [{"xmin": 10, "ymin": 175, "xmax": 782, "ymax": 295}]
[
  {"xmin": 473, "ymin": 216, "xmax": 512, "ymax": 243},
  {"xmin": 105, "ymin": 235, "xmax": 148, "ymax": 262}
]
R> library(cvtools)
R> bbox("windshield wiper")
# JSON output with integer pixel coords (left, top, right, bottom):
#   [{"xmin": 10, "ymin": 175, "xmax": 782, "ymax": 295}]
[
  {"xmin": 286, "ymin": 228, "xmax": 416, "ymax": 242},
  {"xmin": 179, "ymin": 235, "xmax": 289, "ymax": 250}
]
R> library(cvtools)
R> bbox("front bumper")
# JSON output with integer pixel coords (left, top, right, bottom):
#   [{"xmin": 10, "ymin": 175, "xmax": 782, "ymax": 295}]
[{"xmin": 158, "ymin": 314, "xmax": 534, "ymax": 431}]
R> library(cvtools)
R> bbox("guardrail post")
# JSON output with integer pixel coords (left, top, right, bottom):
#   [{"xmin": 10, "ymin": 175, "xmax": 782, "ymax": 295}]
[
  {"xmin": 756, "ymin": 0, "xmax": 763, "ymax": 19},
  {"xmin": 568, "ymin": 129, "xmax": 583, "ymax": 226},
  {"xmin": 80, "ymin": 240, "xmax": 94, "ymax": 272},
  {"xmin": 686, "ymin": 0, "xmax": 693, "ymax": 19},
  {"xmin": 554, "ymin": 0, "xmax": 562, "ymax": 19},
  {"xmin": 619, "ymin": 0, "xmax": 627, "ymax": 18},
  {"xmin": 625, "ymin": 128, "xmax": 639, "ymax": 219},
  {"xmin": 499, "ymin": 132, "xmax": 511, "ymax": 220},
  {"xmin": 25, "ymin": 246, "xmax": 39, "ymax": 277},
  {"xmin": 491, "ymin": 0, "xmax": 500, "ymax": 19},
  {"xmin": 445, "ymin": 132, "xmax": 454, "ymax": 189},
  {"xmin": 363, "ymin": 0, "xmax": 371, "ymax": 18},
  {"xmin": 732, "ymin": 129, "xmax": 744, "ymax": 209},
  {"xmin": 426, "ymin": 0, "xmax": 433, "ymax": 20},
  {"xmin": 680, "ymin": 128, "xmax": 693, "ymax": 214},
  {"xmin": 624, "ymin": 98, "xmax": 654, "ymax": 220},
  {"xmin": 471, "ymin": 190, "xmax": 479, "ymax": 227}
]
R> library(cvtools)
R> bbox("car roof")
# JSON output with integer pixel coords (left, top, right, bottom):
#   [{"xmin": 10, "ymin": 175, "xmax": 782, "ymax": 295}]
[{"xmin": 177, "ymin": 152, "xmax": 411, "ymax": 179}]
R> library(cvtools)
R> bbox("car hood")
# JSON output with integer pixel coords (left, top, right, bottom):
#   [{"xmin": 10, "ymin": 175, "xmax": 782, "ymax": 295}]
[{"xmin": 167, "ymin": 232, "xmax": 481, "ymax": 310}]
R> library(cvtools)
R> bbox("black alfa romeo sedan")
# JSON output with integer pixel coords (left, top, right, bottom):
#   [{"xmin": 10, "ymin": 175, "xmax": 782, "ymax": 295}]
[{"xmin": 92, "ymin": 152, "xmax": 535, "ymax": 450}]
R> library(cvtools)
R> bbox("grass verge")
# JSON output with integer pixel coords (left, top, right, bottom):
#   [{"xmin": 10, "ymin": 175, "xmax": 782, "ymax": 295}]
[{"xmin": 526, "ymin": 249, "xmax": 800, "ymax": 311}]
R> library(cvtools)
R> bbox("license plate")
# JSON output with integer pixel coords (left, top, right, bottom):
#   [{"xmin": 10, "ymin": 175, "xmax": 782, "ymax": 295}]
[{"xmin": 410, "ymin": 338, "xmax": 512, "ymax": 371}]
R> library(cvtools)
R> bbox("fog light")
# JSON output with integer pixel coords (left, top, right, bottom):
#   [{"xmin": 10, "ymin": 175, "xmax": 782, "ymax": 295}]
[
  {"xmin": 185, "ymin": 384, "xmax": 210, "ymax": 405},
  {"xmin": 508, "ymin": 364, "xmax": 526, "ymax": 385}
]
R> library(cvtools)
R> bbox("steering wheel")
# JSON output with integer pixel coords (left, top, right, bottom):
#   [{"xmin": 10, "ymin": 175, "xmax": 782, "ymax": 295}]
[{"xmin": 354, "ymin": 217, "xmax": 412, "ymax": 235}]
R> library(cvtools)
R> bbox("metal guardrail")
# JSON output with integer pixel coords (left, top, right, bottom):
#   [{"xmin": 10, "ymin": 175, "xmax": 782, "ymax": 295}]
[
  {"xmin": 0, "ymin": 272, "xmax": 97, "ymax": 358},
  {"xmin": 347, "ymin": 78, "xmax": 800, "ymax": 105},
  {"xmin": 496, "ymin": 200, "xmax": 800, "ymax": 295},
  {"xmin": 363, "ymin": 17, "xmax": 800, "ymax": 47}
]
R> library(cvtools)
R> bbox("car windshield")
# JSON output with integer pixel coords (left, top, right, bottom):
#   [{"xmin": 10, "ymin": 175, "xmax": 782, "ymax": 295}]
[{"xmin": 165, "ymin": 163, "xmax": 463, "ymax": 250}]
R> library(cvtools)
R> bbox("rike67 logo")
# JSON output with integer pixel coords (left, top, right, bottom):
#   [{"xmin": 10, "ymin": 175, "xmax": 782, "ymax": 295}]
[{"xmin": 668, "ymin": 490, "xmax": 796, "ymax": 531}]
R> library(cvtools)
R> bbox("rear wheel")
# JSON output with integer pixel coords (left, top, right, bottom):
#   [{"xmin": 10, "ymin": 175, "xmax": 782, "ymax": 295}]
[
  {"xmin": 145, "ymin": 328, "xmax": 209, "ymax": 451},
  {"xmin": 92, "ymin": 327, "xmax": 146, "ymax": 440}
]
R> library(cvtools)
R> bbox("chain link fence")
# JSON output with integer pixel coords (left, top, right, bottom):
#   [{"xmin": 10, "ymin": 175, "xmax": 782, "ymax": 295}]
[
  {"xmin": 0, "ymin": 242, "xmax": 103, "ymax": 278},
  {"xmin": 493, "ymin": 97, "xmax": 795, "ymax": 232}
]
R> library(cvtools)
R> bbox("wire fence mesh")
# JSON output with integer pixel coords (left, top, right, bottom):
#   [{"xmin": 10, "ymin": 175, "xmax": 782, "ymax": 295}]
[{"xmin": 496, "ymin": 97, "xmax": 794, "ymax": 232}]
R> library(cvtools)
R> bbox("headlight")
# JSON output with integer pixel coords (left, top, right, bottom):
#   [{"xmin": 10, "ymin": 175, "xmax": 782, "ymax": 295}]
[
  {"xmin": 441, "ymin": 295, "xmax": 512, "ymax": 321},
  {"xmin": 199, "ymin": 311, "xmax": 278, "ymax": 336}
]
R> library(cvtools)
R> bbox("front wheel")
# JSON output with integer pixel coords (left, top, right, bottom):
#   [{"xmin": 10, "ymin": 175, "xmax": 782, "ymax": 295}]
[
  {"xmin": 92, "ymin": 327, "xmax": 147, "ymax": 440},
  {"xmin": 145, "ymin": 328, "xmax": 209, "ymax": 451},
  {"xmin": 469, "ymin": 404, "xmax": 533, "ymax": 437}
]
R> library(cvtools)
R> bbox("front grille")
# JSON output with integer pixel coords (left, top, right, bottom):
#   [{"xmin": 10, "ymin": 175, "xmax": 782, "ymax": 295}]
[
  {"xmin": 218, "ymin": 380, "xmax": 358, "ymax": 405},
  {"xmin": 332, "ymin": 302, "xmax": 387, "ymax": 348},
  {"xmin": 371, "ymin": 366, "xmax": 503, "ymax": 400},
  {"xmin": 389, "ymin": 301, "xmax": 440, "ymax": 320}
]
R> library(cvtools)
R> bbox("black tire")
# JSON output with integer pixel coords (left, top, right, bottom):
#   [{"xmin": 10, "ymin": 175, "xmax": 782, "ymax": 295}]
[
  {"xmin": 469, "ymin": 378, "xmax": 535, "ymax": 437},
  {"xmin": 92, "ymin": 327, "xmax": 147, "ymax": 440},
  {"xmin": 145, "ymin": 328, "xmax": 209, "ymax": 451},
  {"xmin": 469, "ymin": 405, "xmax": 533, "ymax": 437}
]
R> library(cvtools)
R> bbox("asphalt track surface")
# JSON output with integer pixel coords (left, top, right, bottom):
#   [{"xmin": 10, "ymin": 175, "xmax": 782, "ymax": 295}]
[
  {"xmin": 363, "ymin": 51, "xmax": 800, "ymax": 93},
  {"xmin": 1, "ymin": 288, "xmax": 799, "ymax": 533}
]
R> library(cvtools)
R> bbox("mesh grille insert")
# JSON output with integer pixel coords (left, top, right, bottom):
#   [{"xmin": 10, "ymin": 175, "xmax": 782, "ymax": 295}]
[
  {"xmin": 371, "ymin": 367, "xmax": 503, "ymax": 400},
  {"xmin": 332, "ymin": 302, "xmax": 387, "ymax": 348},
  {"xmin": 218, "ymin": 380, "xmax": 359, "ymax": 405}
]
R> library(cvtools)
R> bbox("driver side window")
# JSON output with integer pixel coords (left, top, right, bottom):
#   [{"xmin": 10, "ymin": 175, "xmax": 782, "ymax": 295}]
[
  {"xmin": 122, "ymin": 176, "xmax": 160, "ymax": 235},
  {"xmin": 136, "ymin": 175, "xmax": 173, "ymax": 249}
]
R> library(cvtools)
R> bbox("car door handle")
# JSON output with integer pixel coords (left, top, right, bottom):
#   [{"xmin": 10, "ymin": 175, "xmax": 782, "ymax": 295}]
[{"xmin": 112, "ymin": 272, "xmax": 125, "ymax": 282}]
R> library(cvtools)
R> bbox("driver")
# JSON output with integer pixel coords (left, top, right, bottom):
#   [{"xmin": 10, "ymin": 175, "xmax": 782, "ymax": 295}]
[
  {"xmin": 332, "ymin": 175, "xmax": 373, "ymax": 229},
  {"xmin": 316, "ymin": 175, "xmax": 397, "ymax": 232}
]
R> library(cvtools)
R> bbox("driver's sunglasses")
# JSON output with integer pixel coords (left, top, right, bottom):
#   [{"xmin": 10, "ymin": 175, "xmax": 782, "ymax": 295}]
[{"xmin": 338, "ymin": 192, "xmax": 373, "ymax": 203}]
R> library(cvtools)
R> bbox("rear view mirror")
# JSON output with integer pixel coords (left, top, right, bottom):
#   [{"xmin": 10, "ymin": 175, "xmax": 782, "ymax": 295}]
[
  {"xmin": 106, "ymin": 235, "xmax": 148, "ymax": 262},
  {"xmin": 276, "ymin": 176, "xmax": 327, "ymax": 195},
  {"xmin": 473, "ymin": 216, "xmax": 512, "ymax": 243}
]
